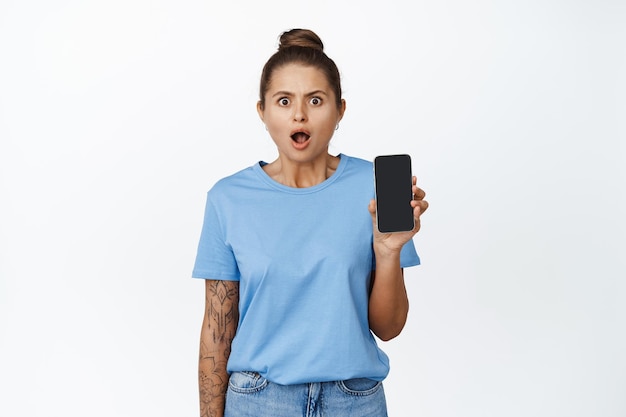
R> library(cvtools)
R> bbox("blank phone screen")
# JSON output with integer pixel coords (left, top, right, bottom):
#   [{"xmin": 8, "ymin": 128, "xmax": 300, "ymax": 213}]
[{"xmin": 374, "ymin": 154, "xmax": 414, "ymax": 233}]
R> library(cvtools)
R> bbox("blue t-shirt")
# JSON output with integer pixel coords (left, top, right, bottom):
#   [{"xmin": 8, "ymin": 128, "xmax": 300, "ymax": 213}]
[{"xmin": 192, "ymin": 154, "xmax": 420, "ymax": 385}]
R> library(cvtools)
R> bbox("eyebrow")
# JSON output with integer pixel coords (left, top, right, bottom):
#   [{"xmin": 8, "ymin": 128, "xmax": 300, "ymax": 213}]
[{"xmin": 271, "ymin": 90, "xmax": 328, "ymax": 98}]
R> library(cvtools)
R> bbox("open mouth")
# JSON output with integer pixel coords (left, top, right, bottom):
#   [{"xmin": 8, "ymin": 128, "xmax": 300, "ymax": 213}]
[{"xmin": 290, "ymin": 131, "xmax": 310, "ymax": 144}]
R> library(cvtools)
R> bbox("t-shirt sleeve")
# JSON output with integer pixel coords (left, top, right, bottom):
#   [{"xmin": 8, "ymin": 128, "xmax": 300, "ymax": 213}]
[
  {"xmin": 399, "ymin": 239, "xmax": 420, "ymax": 268},
  {"xmin": 191, "ymin": 192, "xmax": 240, "ymax": 280}
]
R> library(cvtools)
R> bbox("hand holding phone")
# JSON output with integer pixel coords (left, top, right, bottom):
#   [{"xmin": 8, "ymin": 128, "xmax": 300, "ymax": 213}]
[{"xmin": 374, "ymin": 154, "xmax": 415, "ymax": 233}]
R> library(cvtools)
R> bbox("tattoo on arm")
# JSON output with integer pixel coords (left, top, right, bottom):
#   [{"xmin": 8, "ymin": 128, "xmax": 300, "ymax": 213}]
[
  {"xmin": 199, "ymin": 280, "xmax": 239, "ymax": 417},
  {"xmin": 207, "ymin": 280, "xmax": 239, "ymax": 346}
]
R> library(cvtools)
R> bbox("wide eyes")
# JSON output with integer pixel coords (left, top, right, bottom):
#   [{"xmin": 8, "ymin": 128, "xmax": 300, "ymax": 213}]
[{"xmin": 277, "ymin": 97, "xmax": 323, "ymax": 106}]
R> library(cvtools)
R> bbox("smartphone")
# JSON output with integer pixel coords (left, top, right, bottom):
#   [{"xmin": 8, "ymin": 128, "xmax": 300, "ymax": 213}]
[{"xmin": 374, "ymin": 154, "xmax": 414, "ymax": 233}]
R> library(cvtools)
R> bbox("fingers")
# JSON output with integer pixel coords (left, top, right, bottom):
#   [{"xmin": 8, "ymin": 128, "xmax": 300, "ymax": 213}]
[
  {"xmin": 411, "ymin": 179, "xmax": 428, "ymax": 215},
  {"xmin": 368, "ymin": 198, "xmax": 376, "ymax": 215},
  {"xmin": 419, "ymin": 200, "xmax": 428, "ymax": 213},
  {"xmin": 413, "ymin": 186, "xmax": 426, "ymax": 201},
  {"xmin": 412, "ymin": 198, "xmax": 428, "ymax": 215},
  {"xmin": 412, "ymin": 177, "xmax": 426, "ymax": 199},
  {"xmin": 368, "ymin": 199, "xmax": 378, "ymax": 227}
]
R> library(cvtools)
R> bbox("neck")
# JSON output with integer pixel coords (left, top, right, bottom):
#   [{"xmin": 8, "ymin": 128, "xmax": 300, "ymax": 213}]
[{"xmin": 265, "ymin": 153, "xmax": 340, "ymax": 188}]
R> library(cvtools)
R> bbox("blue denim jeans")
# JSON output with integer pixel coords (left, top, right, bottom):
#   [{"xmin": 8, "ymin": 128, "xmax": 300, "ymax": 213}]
[{"xmin": 225, "ymin": 371, "xmax": 388, "ymax": 417}]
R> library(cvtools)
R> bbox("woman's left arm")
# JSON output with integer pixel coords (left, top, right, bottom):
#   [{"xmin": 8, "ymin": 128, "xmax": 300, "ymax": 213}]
[{"xmin": 367, "ymin": 177, "xmax": 428, "ymax": 341}]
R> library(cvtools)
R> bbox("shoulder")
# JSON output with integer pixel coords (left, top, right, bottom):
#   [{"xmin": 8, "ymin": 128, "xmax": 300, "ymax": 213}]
[
  {"xmin": 330, "ymin": 154, "xmax": 375, "ymax": 199},
  {"xmin": 339, "ymin": 154, "xmax": 374, "ymax": 180},
  {"xmin": 342, "ymin": 154, "xmax": 373, "ymax": 170},
  {"xmin": 208, "ymin": 164, "xmax": 262, "ymax": 196},
  {"xmin": 202, "ymin": 164, "xmax": 267, "ymax": 212}
]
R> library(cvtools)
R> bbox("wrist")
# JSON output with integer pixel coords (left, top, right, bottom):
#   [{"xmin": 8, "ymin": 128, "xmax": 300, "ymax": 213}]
[{"xmin": 373, "ymin": 245, "xmax": 402, "ymax": 266}]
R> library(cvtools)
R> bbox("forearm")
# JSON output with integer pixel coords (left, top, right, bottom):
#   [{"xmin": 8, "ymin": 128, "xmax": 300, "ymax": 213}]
[
  {"xmin": 198, "ymin": 280, "xmax": 239, "ymax": 417},
  {"xmin": 366, "ymin": 182, "xmax": 428, "ymax": 341},
  {"xmin": 368, "ymin": 251, "xmax": 409, "ymax": 341},
  {"xmin": 198, "ymin": 337, "xmax": 230, "ymax": 417}
]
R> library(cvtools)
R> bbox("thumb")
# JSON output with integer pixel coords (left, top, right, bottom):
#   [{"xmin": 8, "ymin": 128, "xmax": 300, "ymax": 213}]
[{"xmin": 368, "ymin": 199, "xmax": 376, "ymax": 216}]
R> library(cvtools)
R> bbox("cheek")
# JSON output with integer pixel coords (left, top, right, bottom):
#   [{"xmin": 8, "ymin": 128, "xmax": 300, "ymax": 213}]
[
  {"xmin": 320, "ymin": 113, "xmax": 340, "ymax": 130},
  {"xmin": 263, "ymin": 113, "xmax": 281, "ymax": 129},
  {"xmin": 267, "ymin": 120, "xmax": 285, "ymax": 133}
]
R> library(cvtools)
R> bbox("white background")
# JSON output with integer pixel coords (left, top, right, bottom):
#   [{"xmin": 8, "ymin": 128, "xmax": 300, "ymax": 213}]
[{"xmin": 1, "ymin": 1, "xmax": 625, "ymax": 416}]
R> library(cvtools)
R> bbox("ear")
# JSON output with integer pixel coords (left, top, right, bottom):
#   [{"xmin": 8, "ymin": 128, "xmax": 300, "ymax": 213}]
[
  {"xmin": 256, "ymin": 101, "xmax": 265, "ymax": 122},
  {"xmin": 337, "ymin": 99, "xmax": 346, "ymax": 123}
]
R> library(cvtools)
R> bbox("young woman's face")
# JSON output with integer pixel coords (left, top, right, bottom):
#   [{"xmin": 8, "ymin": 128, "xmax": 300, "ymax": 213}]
[{"xmin": 258, "ymin": 63, "xmax": 345, "ymax": 164}]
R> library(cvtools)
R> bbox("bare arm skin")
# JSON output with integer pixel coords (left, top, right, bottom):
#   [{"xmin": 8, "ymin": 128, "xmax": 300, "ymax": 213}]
[
  {"xmin": 368, "ymin": 177, "xmax": 428, "ymax": 341},
  {"xmin": 198, "ymin": 279, "xmax": 239, "ymax": 417},
  {"xmin": 368, "ymin": 258, "xmax": 409, "ymax": 341}
]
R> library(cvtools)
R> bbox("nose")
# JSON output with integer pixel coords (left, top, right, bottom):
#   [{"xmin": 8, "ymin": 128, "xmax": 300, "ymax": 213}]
[{"xmin": 293, "ymin": 101, "xmax": 307, "ymax": 122}]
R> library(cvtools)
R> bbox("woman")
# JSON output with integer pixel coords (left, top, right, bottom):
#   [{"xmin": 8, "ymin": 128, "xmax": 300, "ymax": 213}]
[{"xmin": 193, "ymin": 28, "xmax": 428, "ymax": 417}]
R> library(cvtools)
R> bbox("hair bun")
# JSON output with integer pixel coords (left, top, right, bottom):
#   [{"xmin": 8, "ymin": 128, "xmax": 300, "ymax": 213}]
[{"xmin": 278, "ymin": 29, "xmax": 324, "ymax": 52}]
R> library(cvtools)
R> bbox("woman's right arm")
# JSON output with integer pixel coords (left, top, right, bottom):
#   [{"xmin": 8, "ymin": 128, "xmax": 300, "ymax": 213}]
[{"xmin": 198, "ymin": 279, "xmax": 239, "ymax": 417}]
